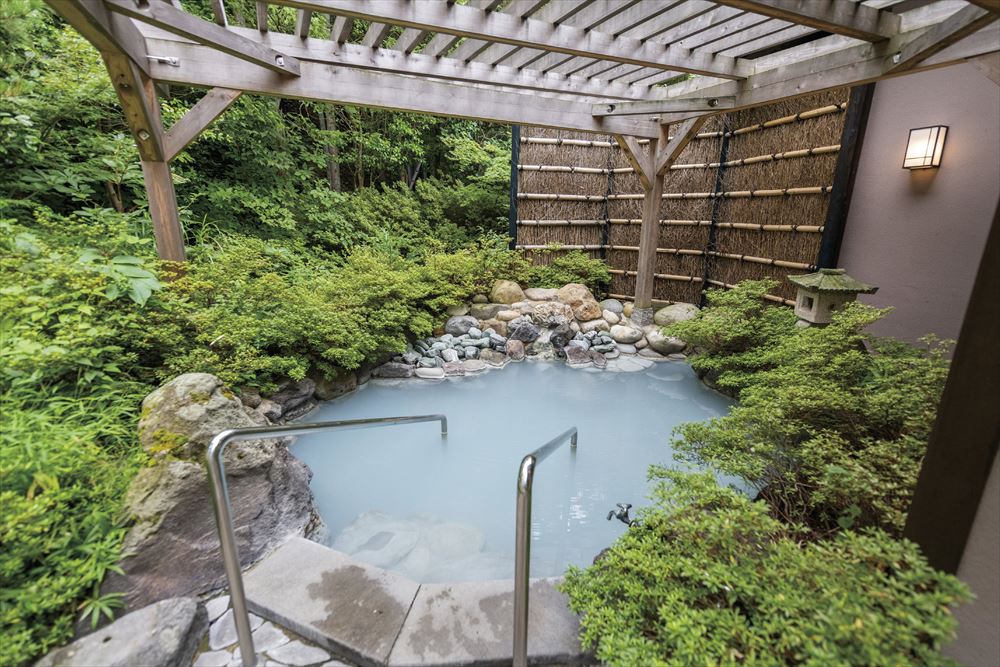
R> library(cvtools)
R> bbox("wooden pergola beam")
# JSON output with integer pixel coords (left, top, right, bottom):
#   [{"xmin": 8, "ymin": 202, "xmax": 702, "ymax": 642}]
[
  {"xmin": 594, "ymin": 97, "xmax": 734, "ymax": 117},
  {"xmin": 669, "ymin": 20, "xmax": 1000, "ymax": 111},
  {"xmin": 712, "ymin": 0, "xmax": 901, "ymax": 42},
  {"xmin": 200, "ymin": 26, "xmax": 675, "ymax": 102},
  {"xmin": 888, "ymin": 5, "xmax": 998, "ymax": 73},
  {"xmin": 267, "ymin": 0, "xmax": 753, "ymax": 79},
  {"xmin": 654, "ymin": 116, "xmax": 708, "ymax": 177},
  {"xmin": 142, "ymin": 38, "xmax": 666, "ymax": 138},
  {"xmin": 104, "ymin": 0, "xmax": 301, "ymax": 76}
]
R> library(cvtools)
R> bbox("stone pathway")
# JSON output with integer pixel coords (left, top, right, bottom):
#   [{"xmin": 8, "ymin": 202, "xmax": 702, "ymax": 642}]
[{"xmin": 193, "ymin": 594, "xmax": 354, "ymax": 667}]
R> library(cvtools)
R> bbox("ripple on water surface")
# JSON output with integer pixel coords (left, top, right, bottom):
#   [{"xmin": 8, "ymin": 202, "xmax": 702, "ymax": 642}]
[{"xmin": 293, "ymin": 361, "xmax": 735, "ymax": 582}]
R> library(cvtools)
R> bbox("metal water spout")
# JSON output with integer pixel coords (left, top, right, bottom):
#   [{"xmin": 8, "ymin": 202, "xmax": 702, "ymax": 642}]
[{"xmin": 607, "ymin": 503, "xmax": 638, "ymax": 527}]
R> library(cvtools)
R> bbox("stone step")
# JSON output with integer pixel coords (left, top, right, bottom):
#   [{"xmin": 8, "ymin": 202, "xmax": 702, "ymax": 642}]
[{"xmin": 242, "ymin": 537, "xmax": 592, "ymax": 667}]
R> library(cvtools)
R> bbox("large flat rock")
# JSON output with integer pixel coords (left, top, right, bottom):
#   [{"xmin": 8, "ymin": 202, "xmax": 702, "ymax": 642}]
[
  {"xmin": 244, "ymin": 538, "xmax": 419, "ymax": 667},
  {"xmin": 388, "ymin": 579, "xmax": 587, "ymax": 667}
]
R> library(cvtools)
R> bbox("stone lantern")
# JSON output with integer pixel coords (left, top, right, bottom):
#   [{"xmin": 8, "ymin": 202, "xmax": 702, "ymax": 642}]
[{"xmin": 787, "ymin": 268, "xmax": 878, "ymax": 325}]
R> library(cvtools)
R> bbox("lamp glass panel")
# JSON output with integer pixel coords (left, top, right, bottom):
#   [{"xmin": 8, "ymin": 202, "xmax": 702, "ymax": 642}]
[{"xmin": 903, "ymin": 126, "xmax": 946, "ymax": 169}]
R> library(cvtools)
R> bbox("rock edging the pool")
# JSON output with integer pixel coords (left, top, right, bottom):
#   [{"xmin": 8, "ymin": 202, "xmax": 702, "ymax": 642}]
[{"xmin": 374, "ymin": 282, "xmax": 698, "ymax": 380}]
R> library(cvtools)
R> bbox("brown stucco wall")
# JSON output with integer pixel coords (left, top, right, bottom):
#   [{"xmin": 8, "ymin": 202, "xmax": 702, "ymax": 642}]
[{"xmin": 838, "ymin": 63, "xmax": 1000, "ymax": 342}]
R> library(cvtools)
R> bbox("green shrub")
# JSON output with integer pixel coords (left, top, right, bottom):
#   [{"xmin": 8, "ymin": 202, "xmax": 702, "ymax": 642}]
[
  {"xmin": 664, "ymin": 279, "xmax": 799, "ymax": 395},
  {"xmin": 667, "ymin": 282, "xmax": 951, "ymax": 535},
  {"xmin": 524, "ymin": 248, "xmax": 612, "ymax": 295},
  {"xmin": 0, "ymin": 388, "xmax": 143, "ymax": 667},
  {"xmin": 560, "ymin": 472, "xmax": 969, "ymax": 667}
]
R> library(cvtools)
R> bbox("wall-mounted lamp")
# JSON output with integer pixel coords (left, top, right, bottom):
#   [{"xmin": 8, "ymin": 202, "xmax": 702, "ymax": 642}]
[{"xmin": 903, "ymin": 125, "xmax": 948, "ymax": 169}]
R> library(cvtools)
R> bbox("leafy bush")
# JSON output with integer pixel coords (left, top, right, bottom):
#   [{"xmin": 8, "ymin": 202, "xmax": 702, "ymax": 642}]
[
  {"xmin": 0, "ymin": 388, "xmax": 144, "ymax": 667},
  {"xmin": 667, "ymin": 282, "xmax": 951, "ymax": 535},
  {"xmin": 664, "ymin": 279, "xmax": 799, "ymax": 395},
  {"xmin": 560, "ymin": 472, "xmax": 969, "ymax": 667},
  {"xmin": 524, "ymin": 248, "xmax": 612, "ymax": 296}
]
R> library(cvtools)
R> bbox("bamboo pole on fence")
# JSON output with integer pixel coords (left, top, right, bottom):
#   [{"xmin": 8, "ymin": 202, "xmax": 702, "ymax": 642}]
[
  {"xmin": 609, "ymin": 269, "xmax": 704, "ymax": 283},
  {"xmin": 517, "ymin": 143, "xmax": 840, "ymax": 174}
]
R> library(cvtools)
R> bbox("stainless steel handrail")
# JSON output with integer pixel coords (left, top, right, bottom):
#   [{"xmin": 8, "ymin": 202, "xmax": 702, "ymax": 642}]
[
  {"xmin": 513, "ymin": 426, "xmax": 578, "ymax": 667},
  {"xmin": 206, "ymin": 414, "xmax": 448, "ymax": 667}
]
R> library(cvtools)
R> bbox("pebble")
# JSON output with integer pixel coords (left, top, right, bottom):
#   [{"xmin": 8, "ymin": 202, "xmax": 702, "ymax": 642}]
[
  {"xmin": 635, "ymin": 337, "xmax": 648, "ymax": 350},
  {"xmin": 266, "ymin": 640, "xmax": 331, "ymax": 666},
  {"xmin": 617, "ymin": 344, "xmax": 637, "ymax": 354}
]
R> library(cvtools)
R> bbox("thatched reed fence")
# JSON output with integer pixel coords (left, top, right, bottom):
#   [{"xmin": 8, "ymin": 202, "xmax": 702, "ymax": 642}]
[{"xmin": 513, "ymin": 88, "xmax": 872, "ymax": 306}]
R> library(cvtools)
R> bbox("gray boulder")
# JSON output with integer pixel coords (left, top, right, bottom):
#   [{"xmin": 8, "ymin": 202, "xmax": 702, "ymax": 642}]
[
  {"xmin": 610, "ymin": 324, "xmax": 644, "ymax": 344},
  {"xmin": 36, "ymin": 598, "xmax": 206, "ymax": 667},
  {"xmin": 549, "ymin": 323, "xmax": 574, "ymax": 350},
  {"xmin": 565, "ymin": 346, "xmax": 593, "ymax": 367},
  {"xmin": 441, "ymin": 348, "xmax": 460, "ymax": 363},
  {"xmin": 313, "ymin": 369, "xmax": 357, "ymax": 401},
  {"xmin": 269, "ymin": 379, "xmax": 315, "ymax": 414},
  {"xmin": 445, "ymin": 316, "xmax": 478, "ymax": 336},
  {"xmin": 469, "ymin": 303, "xmax": 503, "ymax": 320},
  {"xmin": 376, "ymin": 362, "xmax": 414, "ymax": 378},
  {"xmin": 590, "ymin": 350, "xmax": 608, "ymax": 369},
  {"xmin": 442, "ymin": 361, "xmax": 466, "ymax": 376},
  {"xmin": 508, "ymin": 319, "xmax": 541, "ymax": 343},
  {"xmin": 645, "ymin": 328, "xmax": 687, "ymax": 355},
  {"xmin": 464, "ymin": 346, "xmax": 480, "ymax": 360},
  {"xmin": 402, "ymin": 351, "xmax": 422, "ymax": 366},
  {"xmin": 138, "ymin": 373, "xmax": 256, "ymax": 459},
  {"xmin": 106, "ymin": 377, "xmax": 314, "ymax": 611},
  {"xmin": 599, "ymin": 298, "xmax": 624, "ymax": 315},
  {"xmin": 489, "ymin": 280, "xmax": 525, "ymax": 305},
  {"xmin": 418, "ymin": 356, "xmax": 443, "ymax": 368},
  {"xmin": 653, "ymin": 302, "xmax": 700, "ymax": 327},
  {"xmin": 523, "ymin": 287, "xmax": 559, "ymax": 301}
]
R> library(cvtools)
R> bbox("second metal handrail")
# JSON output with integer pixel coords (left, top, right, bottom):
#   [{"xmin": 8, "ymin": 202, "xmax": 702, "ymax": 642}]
[
  {"xmin": 206, "ymin": 414, "xmax": 448, "ymax": 667},
  {"xmin": 513, "ymin": 426, "xmax": 578, "ymax": 667}
]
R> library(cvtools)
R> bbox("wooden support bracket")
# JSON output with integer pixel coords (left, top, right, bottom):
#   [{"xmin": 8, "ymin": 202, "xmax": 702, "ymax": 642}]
[{"xmin": 163, "ymin": 88, "xmax": 243, "ymax": 162}]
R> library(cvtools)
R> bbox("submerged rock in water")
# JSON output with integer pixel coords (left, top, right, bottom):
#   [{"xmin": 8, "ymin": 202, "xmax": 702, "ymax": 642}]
[{"xmin": 332, "ymin": 511, "xmax": 489, "ymax": 581}]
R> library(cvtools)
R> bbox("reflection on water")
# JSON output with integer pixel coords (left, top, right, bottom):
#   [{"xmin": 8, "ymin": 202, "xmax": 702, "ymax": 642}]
[{"xmin": 293, "ymin": 361, "xmax": 735, "ymax": 582}]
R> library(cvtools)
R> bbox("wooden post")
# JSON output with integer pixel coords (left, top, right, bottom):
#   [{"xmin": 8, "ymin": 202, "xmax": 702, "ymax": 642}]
[
  {"xmin": 818, "ymin": 83, "xmax": 875, "ymax": 268},
  {"xmin": 635, "ymin": 162, "xmax": 664, "ymax": 313},
  {"xmin": 140, "ymin": 160, "xmax": 186, "ymax": 262},
  {"xmin": 508, "ymin": 125, "xmax": 520, "ymax": 250},
  {"xmin": 102, "ymin": 53, "xmax": 187, "ymax": 263},
  {"xmin": 904, "ymin": 198, "xmax": 1000, "ymax": 573}
]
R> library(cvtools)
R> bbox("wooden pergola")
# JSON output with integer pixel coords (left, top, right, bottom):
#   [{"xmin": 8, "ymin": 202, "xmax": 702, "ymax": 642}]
[
  {"xmin": 48, "ymin": 0, "xmax": 999, "ymax": 311},
  {"xmin": 46, "ymin": 0, "xmax": 1000, "ymax": 639}
]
